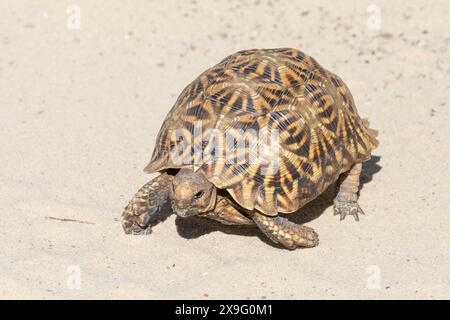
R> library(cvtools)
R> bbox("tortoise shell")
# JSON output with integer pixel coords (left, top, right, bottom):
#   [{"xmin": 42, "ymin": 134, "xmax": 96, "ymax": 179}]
[{"xmin": 144, "ymin": 48, "xmax": 378, "ymax": 216}]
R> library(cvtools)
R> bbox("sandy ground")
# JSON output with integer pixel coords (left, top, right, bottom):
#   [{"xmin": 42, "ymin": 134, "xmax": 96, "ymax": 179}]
[{"xmin": 1, "ymin": 0, "xmax": 449, "ymax": 299}]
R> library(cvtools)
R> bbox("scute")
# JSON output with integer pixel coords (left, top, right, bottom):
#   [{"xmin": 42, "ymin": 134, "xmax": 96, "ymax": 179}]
[{"xmin": 144, "ymin": 48, "xmax": 379, "ymax": 215}]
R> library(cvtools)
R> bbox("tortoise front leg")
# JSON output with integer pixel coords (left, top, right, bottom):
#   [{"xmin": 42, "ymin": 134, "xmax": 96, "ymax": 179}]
[
  {"xmin": 122, "ymin": 173, "xmax": 174, "ymax": 235},
  {"xmin": 204, "ymin": 195, "xmax": 253, "ymax": 225},
  {"xmin": 252, "ymin": 212, "xmax": 319, "ymax": 249},
  {"xmin": 334, "ymin": 162, "xmax": 364, "ymax": 221}
]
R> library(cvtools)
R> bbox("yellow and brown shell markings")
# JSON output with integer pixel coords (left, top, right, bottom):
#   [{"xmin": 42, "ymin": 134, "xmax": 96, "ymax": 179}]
[{"xmin": 144, "ymin": 48, "xmax": 379, "ymax": 216}]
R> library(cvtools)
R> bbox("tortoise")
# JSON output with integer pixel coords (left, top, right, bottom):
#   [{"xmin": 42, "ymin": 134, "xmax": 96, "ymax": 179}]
[{"xmin": 122, "ymin": 48, "xmax": 378, "ymax": 249}]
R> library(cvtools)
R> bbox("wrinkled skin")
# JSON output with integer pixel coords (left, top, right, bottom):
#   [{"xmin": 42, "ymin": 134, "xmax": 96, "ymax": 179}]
[{"xmin": 169, "ymin": 168, "xmax": 217, "ymax": 218}]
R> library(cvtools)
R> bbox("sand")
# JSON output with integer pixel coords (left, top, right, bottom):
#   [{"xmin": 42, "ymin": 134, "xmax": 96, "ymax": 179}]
[{"xmin": 0, "ymin": 0, "xmax": 449, "ymax": 299}]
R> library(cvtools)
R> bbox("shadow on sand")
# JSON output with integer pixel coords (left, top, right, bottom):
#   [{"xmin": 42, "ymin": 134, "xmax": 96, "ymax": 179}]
[{"xmin": 175, "ymin": 155, "xmax": 382, "ymax": 248}]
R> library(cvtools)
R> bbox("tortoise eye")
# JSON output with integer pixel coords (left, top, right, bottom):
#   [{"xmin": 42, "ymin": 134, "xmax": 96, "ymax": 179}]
[{"xmin": 193, "ymin": 191, "xmax": 204, "ymax": 200}]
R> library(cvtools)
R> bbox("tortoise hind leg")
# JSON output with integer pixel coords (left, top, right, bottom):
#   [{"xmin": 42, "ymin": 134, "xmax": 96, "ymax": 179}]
[
  {"xmin": 334, "ymin": 162, "xmax": 364, "ymax": 221},
  {"xmin": 204, "ymin": 197, "xmax": 317, "ymax": 249},
  {"xmin": 122, "ymin": 173, "xmax": 174, "ymax": 235},
  {"xmin": 252, "ymin": 212, "xmax": 319, "ymax": 249}
]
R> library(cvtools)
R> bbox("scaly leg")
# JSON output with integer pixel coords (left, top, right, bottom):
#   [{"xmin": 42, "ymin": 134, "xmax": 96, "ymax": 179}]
[
  {"xmin": 334, "ymin": 162, "xmax": 364, "ymax": 221},
  {"xmin": 205, "ymin": 196, "xmax": 318, "ymax": 249},
  {"xmin": 122, "ymin": 173, "xmax": 174, "ymax": 235},
  {"xmin": 252, "ymin": 212, "xmax": 319, "ymax": 249}
]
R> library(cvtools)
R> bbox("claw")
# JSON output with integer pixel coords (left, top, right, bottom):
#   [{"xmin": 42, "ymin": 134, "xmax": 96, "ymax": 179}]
[
  {"xmin": 122, "ymin": 208, "xmax": 154, "ymax": 235},
  {"xmin": 358, "ymin": 204, "xmax": 365, "ymax": 215},
  {"xmin": 131, "ymin": 225, "xmax": 152, "ymax": 235},
  {"xmin": 334, "ymin": 199, "xmax": 364, "ymax": 222},
  {"xmin": 350, "ymin": 206, "xmax": 359, "ymax": 221},
  {"xmin": 124, "ymin": 219, "xmax": 152, "ymax": 235},
  {"xmin": 333, "ymin": 207, "xmax": 339, "ymax": 216}
]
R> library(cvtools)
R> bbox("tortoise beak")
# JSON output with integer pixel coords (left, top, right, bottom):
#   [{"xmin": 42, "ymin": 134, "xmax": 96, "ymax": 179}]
[{"xmin": 171, "ymin": 202, "xmax": 197, "ymax": 218}]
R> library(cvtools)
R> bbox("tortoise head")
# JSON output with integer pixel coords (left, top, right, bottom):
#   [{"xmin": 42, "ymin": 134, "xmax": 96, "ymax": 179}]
[{"xmin": 169, "ymin": 168, "xmax": 217, "ymax": 218}]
